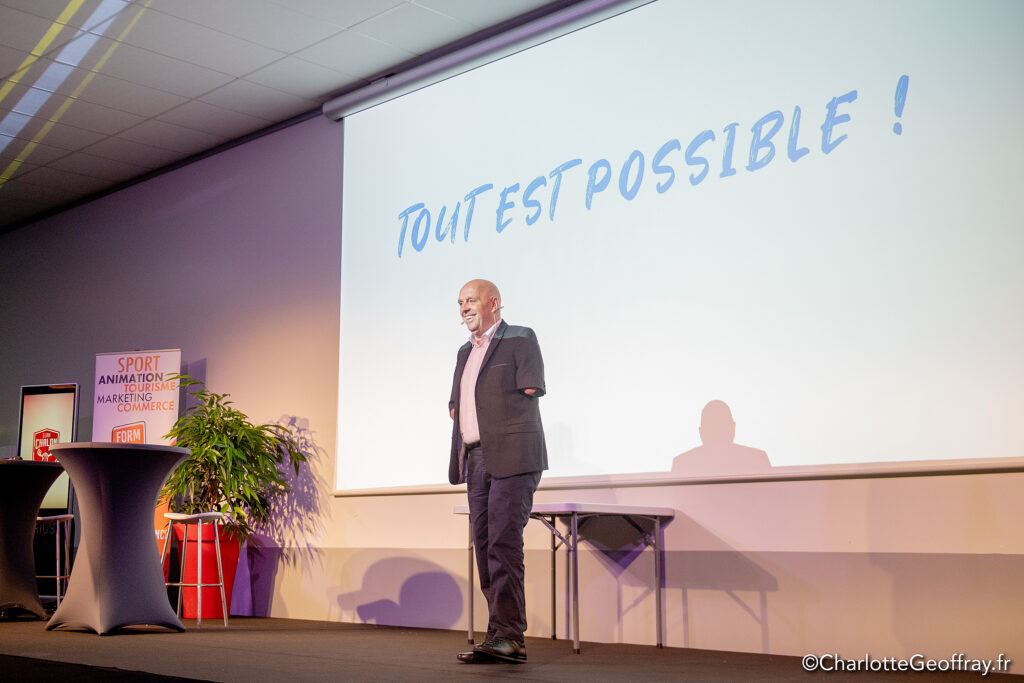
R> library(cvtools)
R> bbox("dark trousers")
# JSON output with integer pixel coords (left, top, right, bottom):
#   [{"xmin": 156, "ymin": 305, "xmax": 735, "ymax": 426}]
[{"xmin": 466, "ymin": 445, "xmax": 541, "ymax": 643}]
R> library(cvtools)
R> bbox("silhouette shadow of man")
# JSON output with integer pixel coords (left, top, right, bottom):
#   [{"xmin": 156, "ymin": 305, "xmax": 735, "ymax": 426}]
[{"xmin": 672, "ymin": 400, "xmax": 770, "ymax": 475}]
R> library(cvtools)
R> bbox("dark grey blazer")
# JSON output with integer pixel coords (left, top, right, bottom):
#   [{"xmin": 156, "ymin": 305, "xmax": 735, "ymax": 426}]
[{"xmin": 448, "ymin": 320, "xmax": 548, "ymax": 484}]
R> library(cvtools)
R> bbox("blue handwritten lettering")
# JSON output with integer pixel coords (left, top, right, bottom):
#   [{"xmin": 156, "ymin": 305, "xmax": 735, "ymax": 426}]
[
  {"xmin": 397, "ymin": 203, "xmax": 425, "ymax": 258},
  {"xmin": 747, "ymin": 110, "xmax": 784, "ymax": 172},
  {"xmin": 788, "ymin": 105, "xmax": 809, "ymax": 162},
  {"xmin": 436, "ymin": 203, "xmax": 462, "ymax": 243},
  {"xmin": 821, "ymin": 90, "xmax": 857, "ymax": 154},
  {"xmin": 653, "ymin": 139, "xmax": 680, "ymax": 193},
  {"xmin": 685, "ymin": 130, "xmax": 714, "ymax": 186},
  {"xmin": 585, "ymin": 159, "xmax": 612, "ymax": 210},
  {"xmin": 619, "ymin": 150, "xmax": 644, "ymax": 200},
  {"xmin": 395, "ymin": 81, "xmax": 895, "ymax": 259},
  {"xmin": 523, "ymin": 175, "xmax": 547, "ymax": 226},
  {"xmin": 548, "ymin": 159, "xmax": 582, "ymax": 221},
  {"xmin": 463, "ymin": 184, "xmax": 494, "ymax": 240},
  {"xmin": 720, "ymin": 122, "xmax": 739, "ymax": 178},
  {"xmin": 433, "ymin": 205, "xmax": 448, "ymax": 242},
  {"xmin": 496, "ymin": 183, "xmax": 520, "ymax": 233},
  {"xmin": 411, "ymin": 207, "xmax": 430, "ymax": 252}
]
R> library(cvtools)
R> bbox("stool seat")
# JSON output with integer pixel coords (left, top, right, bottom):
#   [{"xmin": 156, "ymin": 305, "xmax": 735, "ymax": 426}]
[
  {"xmin": 164, "ymin": 512, "xmax": 225, "ymax": 522},
  {"xmin": 160, "ymin": 511, "xmax": 229, "ymax": 628}
]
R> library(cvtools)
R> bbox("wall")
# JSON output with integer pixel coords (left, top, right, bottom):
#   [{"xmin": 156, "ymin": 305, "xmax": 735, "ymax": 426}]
[{"xmin": 1, "ymin": 115, "xmax": 1020, "ymax": 666}]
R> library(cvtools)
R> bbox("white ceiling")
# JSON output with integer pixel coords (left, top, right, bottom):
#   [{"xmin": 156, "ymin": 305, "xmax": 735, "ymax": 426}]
[{"xmin": 0, "ymin": 0, "xmax": 568, "ymax": 232}]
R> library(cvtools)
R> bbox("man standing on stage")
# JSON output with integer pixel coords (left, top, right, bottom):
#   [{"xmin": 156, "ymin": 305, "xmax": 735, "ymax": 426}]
[{"xmin": 448, "ymin": 279, "xmax": 547, "ymax": 664}]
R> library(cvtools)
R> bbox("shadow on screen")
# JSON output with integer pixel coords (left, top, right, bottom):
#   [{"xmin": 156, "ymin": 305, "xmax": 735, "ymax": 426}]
[{"xmin": 671, "ymin": 400, "xmax": 771, "ymax": 476}]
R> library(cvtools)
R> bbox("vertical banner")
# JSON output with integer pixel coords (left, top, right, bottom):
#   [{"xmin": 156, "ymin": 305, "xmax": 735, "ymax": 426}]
[
  {"xmin": 93, "ymin": 349, "xmax": 182, "ymax": 548},
  {"xmin": 92, "ymin": 349, "xmax": 181, "ymax": 444}
]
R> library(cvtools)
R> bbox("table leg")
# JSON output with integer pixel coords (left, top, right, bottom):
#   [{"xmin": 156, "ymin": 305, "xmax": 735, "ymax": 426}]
[
  {"xmin": 655, "ymin": 515, "xmax": 663, "ymax": 648},
  {"xmin": 571, "ymin": 511, "xmax": 580, "ymax": 654},
  {"xmin": 467, "ymin": 518, "xmax": 474, "ymax": 644},
  {"xmin": 550, "ymin": 514, "xmax": 556, "ymax": 640}
]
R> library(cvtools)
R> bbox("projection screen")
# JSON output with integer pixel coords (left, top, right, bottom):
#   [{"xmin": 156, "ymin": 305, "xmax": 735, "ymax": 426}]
[{"xmin": 335, "ymin": 0, "xmax": 1024, "ymax": 493}]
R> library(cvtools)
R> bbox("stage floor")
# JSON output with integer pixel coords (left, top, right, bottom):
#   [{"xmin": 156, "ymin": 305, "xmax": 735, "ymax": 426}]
[{"xmin": 0, "ymin": 617, "xmax": 1015, "ymax": 682}]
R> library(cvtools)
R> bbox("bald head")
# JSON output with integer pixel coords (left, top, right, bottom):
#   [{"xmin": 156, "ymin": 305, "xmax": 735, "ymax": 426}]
[
  {"xmin": 463, "ymin": 279, "xmax": 500, "ymax": 304},
  {"xmin": 458, "ymin": 279, "xmax": 502, "ymax": 339}
]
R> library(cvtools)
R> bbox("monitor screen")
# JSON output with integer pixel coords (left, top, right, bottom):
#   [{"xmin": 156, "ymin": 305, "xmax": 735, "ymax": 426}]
[{"xmin": 18, "ymin": 383, "xmax": 79, "ymax": 510}]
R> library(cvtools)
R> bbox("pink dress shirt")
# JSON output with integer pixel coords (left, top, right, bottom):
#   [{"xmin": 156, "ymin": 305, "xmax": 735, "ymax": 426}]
[{"xmin": 459, "ymin": 318, "xmax": 501, "ymax": 444}]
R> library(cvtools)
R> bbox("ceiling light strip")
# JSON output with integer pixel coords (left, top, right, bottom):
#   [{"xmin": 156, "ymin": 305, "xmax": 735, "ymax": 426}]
[
  {"xmin": 0, "ymin": 0, "xmax": 87, "ymax": 107},
  {"xmin": 1, "ymin": 1, "xmax": 151, "ymax": 188}
]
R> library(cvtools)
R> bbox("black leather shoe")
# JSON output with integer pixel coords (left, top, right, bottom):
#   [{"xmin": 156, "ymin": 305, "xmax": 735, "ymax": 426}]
[
  {"xmin": 476, "ymin": 637, "xmax": 527, "ymax": 663},
  {"xmin": 457, "ymin": 649, "xmax": 496, "ymax": 664}
]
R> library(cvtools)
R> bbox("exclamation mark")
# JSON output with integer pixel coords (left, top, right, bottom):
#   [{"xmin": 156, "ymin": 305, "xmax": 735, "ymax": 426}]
[{"xmin": 893, "ymin": 74, "xmax": 909, "ymax": 135}]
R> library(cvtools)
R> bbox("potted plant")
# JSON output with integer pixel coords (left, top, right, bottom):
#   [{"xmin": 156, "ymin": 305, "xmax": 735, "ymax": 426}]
[{"xmin": 160, "ymin": 375, "xmax": 306, "ymax": 619}]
